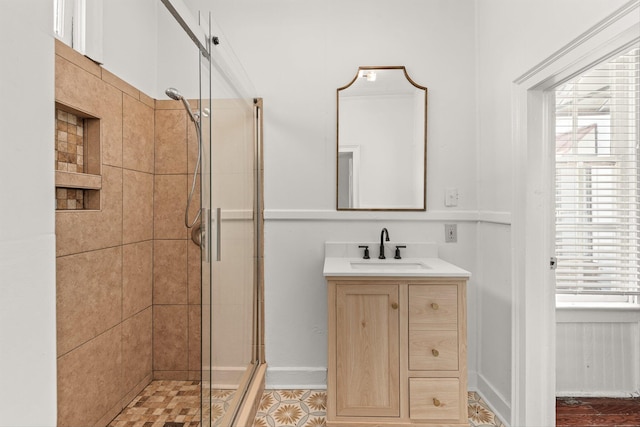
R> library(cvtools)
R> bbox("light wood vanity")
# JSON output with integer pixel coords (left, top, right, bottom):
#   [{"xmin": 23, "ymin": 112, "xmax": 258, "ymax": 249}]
[{"xmin": 326, "ymin": 275, "xmax": 468, "ymax": 427}]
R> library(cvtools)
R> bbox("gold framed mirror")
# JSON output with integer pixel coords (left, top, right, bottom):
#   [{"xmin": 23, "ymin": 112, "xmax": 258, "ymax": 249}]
[{"xmin": 337, "ymin": 66, "xmax": 427, "ymax": 211}]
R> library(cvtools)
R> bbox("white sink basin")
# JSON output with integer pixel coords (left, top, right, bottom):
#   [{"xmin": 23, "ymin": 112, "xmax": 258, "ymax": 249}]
[
  {"xmin": 350, "ymin": 261, "xmax": 431, "ymax": 270},
  {"xmin": 323, "ymin": 242, "xmax": 471, "ymax": 278}
]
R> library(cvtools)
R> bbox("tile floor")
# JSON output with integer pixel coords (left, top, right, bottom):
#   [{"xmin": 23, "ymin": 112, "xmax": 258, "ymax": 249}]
[
  {"xmin": 109, "ymin": 380, "xmax": 505, "ymax": 427},
  {"xmin": 254, "ymin": 389, "xmax": 505, "ymax": 427},
  {"xmin": 107, "ymin": 381, "xmax": 235, "ymax": 427}
]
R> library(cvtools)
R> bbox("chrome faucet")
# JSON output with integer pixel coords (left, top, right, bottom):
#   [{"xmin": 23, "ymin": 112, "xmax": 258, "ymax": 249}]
[{"xmin": 379, "ymin": 228, "xmax": 390, "ymax": 259}]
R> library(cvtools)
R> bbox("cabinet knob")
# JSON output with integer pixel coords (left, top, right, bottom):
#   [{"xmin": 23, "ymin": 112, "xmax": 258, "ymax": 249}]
[
  {"xmin": 391, "ymin": 302, "xmax": 398, "ymax": 310},
  {"xmin": 432, "ymin": 349, "xmax": 439, "ymax": 357},
  {"xmin": 433, "ymin": 398, "xmax": 441, "ymax": 407},
  {"xmin": 431, "ymin": 302, "xmax": 439, "ymax": 310}
]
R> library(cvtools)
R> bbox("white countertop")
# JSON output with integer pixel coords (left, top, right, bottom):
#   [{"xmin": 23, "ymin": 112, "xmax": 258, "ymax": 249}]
[{"xmin": 322, "ymin": 242, "xmax": 471, "ymax": 278}]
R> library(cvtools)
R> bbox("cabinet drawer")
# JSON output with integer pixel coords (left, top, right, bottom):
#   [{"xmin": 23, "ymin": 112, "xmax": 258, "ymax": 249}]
[
  {"xmin": 409, "ymin": 330, "xmax": 458, "ymax": 371},
  {"xmin": 409, "ymin": 378, "xmax": 461, "ymax": 421},
  {"xmin": 409, "ymin": 285, "xmax": 458, "ymax": 330}
]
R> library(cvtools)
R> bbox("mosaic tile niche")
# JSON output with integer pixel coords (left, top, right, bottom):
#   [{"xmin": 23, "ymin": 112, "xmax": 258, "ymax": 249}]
[
  {"xmin": 54, "ymin": 106, "xmax": 101, "ymax": 210},
  {"xmin": 56, "ymin": 109, "xmax": 85, "ymax": 173}
]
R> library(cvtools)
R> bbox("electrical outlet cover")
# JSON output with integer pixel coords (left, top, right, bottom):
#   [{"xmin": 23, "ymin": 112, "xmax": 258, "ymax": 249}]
[{"xmin": 445, "ymin": 224, "xmax": 457, "ymax": 243}]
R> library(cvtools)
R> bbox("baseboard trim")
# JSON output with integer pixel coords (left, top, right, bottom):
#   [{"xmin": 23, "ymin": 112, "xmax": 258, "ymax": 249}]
[
  {"xmin": 265, "ymin": 367, "xmax": 327, "ymax": 390},
  {"xmin": 473, "ymin": 373, "xmax": 511, "ymax": 427}
]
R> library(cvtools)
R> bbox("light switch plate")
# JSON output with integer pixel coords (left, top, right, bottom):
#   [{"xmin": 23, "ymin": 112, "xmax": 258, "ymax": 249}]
[{"xmin": 445, "ymin": 188, "xmax": 458, "ymax": 207}]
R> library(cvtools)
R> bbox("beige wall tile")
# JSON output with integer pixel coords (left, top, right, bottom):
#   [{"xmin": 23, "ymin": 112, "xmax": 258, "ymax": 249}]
[
  {"xmin": 99, "ymin": 84, "xmax": 124, "ymax": 168},
  {"xmin": 155, "ymin": 99, "xmax": 183, "ymax": 110},
  {"xmin": 102, "ymin": 68, "xmax": 139, "ymax": 99},
  {"xmin": 187, "ymin": 240, "xmax": 201, "ymax": 305},
  {"xmin": 139, "ymin": 91, "xmax": 154, "ymax": 109},
  {"xmin": 55, "ymin": 56, "xmax": 103, "ymax": 117},
  {"xmin": 153, "ymin": 370, "xmax": 190, "ymax": 381},
  {"xmin": 153, "ymin": 305, "xmax": 188, "ymax": 371},
  {"xmin": 56, "ymin": 165, "xmax": 123, "ymax": 257},
  {"xmin": 122, "ymin": 307, "xmax": 152, "ymax": 394},
  {"xmin": 154, "ymin": 174, "xmax": 188, "ymax": 239},
  {"xmin": 187, "ymin": 115, "xmax": 199, "ymax": 174},
  {"xmin": 155, "ymin": 109, "xmax": 187, "ymax": 174},
  {"xmin": 122, "ymin": 241, "xmax": 152, "ymax": 319},
  {"xmin": 57, "ymin": 247, "xmax": 122, "ymax": 356},
  {"xmin": 123, "ymin": 169, "xmax": 153, "ymax": 244},
  {"xmin": 57, "ymin": 326, "xmax": 122, "ymax": 427},
  {"xmin": 55, "ymin": 39, "xmax": 101, "ymax": 77},
  {"xmin": 188, "ymin": 305, "xmax": 201, "ymax": 372},
  {"xmin": 186, "ymin": 176, "xmax": 201, "ymax": 229},
  {"xmin": 154, "ymin": 240, "xmax": 188, "ymax": 305},
  {"xmin": 123, "ymin": 94, "xmax": 154, "ymax": 173},
  {"xmin": 55, "ymin": 56, "xmax": 123, "ymax": 167}
]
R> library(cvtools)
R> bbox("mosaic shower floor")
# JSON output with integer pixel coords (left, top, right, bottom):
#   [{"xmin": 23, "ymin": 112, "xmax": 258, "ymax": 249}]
[
  {"xmin": 107, "ymin": 381, "xmax": 235, "ymax": 427},
  {"xmin": 108, "ymin": 381, "xmax": 505, "ymax": 427}
]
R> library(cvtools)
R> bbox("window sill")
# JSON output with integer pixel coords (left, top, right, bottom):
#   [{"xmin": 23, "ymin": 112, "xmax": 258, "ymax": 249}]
[{"xmin": 556, "ymin": 302, "xmax": 640, "ymax": 310}]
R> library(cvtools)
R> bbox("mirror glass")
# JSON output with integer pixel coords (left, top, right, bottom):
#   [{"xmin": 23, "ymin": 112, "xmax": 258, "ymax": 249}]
[{"xmin": 337, "ymin": 66, "xmax": 427, "ymax": 210}]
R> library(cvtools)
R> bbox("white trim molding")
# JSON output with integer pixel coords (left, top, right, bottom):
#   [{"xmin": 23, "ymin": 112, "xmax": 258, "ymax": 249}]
[
  {"xmin": 265, "ymin": 367, "xmax": 327, "ymax": 390},
  {"xmin": 264, "ymin": 209, "xmax": 511, "ymax": 225},
  {"xmin": 511, "ymin": 1, "xmax": 640, "ymax": 425}
]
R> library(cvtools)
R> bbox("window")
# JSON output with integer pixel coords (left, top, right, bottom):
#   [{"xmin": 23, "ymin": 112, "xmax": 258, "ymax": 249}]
[
  {"xmin": 52, "ymin": 0, "xmax": 102, "ymax": 63},
  {"xmin": 555, "ymin": 44, "xmax": 640, "ymax": 305}
]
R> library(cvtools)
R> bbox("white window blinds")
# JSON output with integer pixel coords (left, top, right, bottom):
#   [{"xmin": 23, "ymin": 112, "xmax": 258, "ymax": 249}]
[{"xmin": 555, "ymin": 44, "xmax": 640, "ymax": 298}]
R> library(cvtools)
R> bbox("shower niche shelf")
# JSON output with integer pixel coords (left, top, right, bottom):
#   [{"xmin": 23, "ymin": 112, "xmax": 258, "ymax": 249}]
[{"xmin": 55, "ymin": 103, "xmax": 101, "ymax": 210}]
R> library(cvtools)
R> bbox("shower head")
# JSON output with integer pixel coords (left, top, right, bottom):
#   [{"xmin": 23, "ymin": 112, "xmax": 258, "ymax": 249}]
[
  {"xmin": 165, "ymin": 87, "xmax": 199, "ymax": 125},
  {"xmin": 165, "ymin": 87, "xmax": 183, "ymax": 101}
]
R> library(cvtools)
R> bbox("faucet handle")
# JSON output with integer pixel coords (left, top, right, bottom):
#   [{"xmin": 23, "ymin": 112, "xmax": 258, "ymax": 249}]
[
  {"xmin": 358, "ymin": 245, "xmax": 370, "ymax": 259},
  {"xmin": 394, "ymin": 245, "xmax": 406, "ymax": 259}
]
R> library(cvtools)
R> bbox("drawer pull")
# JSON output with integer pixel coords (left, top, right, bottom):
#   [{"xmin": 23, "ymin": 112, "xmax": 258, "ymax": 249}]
[
  {"xmin": 432, "ymin": 349, "xmax": 439, "ymax": 357},
  {"xmin": 431, "ymin": 302, "xmax": 439, "ymax": 310},
  {"xmin": 391, "ymin": 302, "xmax": 398, "ymax": 310},
  {"xmin": 433, "ymin": 398, "xmax": 441, "ymax": 407}
]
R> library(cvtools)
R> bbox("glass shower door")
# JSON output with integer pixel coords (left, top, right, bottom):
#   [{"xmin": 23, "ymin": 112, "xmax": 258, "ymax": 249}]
[
  {"xmin": 200, "ymin": 18, "xmax": 258, "ymax": 427},
  {"xmin": 199, "ymin": 15, "xmax": 213, "ymax": 427},
  {"xmin": 208, "ymin": 95, "xmax": 258, "ymax": 425}
]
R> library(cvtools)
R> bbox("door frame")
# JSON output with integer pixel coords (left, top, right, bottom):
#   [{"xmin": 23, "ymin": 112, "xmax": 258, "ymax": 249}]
[{"xmin": 510, "ymin": 3, "xmax": 640, "ymax": 425}]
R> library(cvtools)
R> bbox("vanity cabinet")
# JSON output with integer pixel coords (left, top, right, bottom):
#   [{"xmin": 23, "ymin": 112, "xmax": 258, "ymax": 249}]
[{"xmin": 327, "ymin": 277, "xmax": 467, "ymax": 427}]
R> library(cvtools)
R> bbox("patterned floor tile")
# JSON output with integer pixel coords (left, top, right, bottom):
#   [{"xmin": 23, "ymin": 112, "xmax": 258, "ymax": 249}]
[
  {"xmin": 109, "ymin": 382, "xmax": 505, "ymax": 427},
  {"xmin": 254, "ymin": 390, "xmax": 505, "ymax": 427},
  {"xmin": 254, "ymin": 390, "xmax": 326, "ymax": 427},
  {"xmin": 468, "ymin": 391, "xmax": 506, "ymax": 427}
]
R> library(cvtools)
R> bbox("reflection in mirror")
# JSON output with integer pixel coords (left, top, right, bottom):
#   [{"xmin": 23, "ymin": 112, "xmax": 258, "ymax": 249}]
[{"xmin": 337, "ymin": 66, "xmax": 427, "ymax": 210}]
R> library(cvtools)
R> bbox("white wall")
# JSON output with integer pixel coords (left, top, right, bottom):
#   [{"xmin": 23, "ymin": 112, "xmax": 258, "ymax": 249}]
[
  {"xmin": 102, "ymin": 0, "xmax": 159, "ymax": 97},
  {"xmin": 557, "ymin": 309, "xmax": 640, "ymax": 396},
  {"xmin": 0, "ymin": 1, "xmax": 57, "ymax": 425},
  {"xmin": 204, "ymin": 0, "xmax": 479, "ymax": 388}
]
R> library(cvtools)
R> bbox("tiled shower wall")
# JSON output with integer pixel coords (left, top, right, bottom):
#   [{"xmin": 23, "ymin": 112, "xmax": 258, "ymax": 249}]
[
  {"xmin": 54, "ymin": 40, "xmax": 200, "ymax": 427},
  {"xmin": 152, "ymin": 100, "xmax": 202, "ymax": 381}
]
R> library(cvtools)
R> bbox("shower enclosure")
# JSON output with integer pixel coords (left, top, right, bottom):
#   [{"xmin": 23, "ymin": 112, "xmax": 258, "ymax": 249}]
[{"xmin": 161, "ymin": 1, "xmax": 264, "ymax": 425}]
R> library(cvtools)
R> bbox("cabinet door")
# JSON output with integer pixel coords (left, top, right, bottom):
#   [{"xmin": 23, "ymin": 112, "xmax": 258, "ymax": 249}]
[{"xmin": 336, "ymin": 284, "xmax": 400, "ymax": 417}]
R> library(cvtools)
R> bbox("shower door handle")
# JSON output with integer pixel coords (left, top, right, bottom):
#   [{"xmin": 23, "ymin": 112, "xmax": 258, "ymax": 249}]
[{"xmin": 200, "ymin": 208, "xmax": 211, "ymax": 263}]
